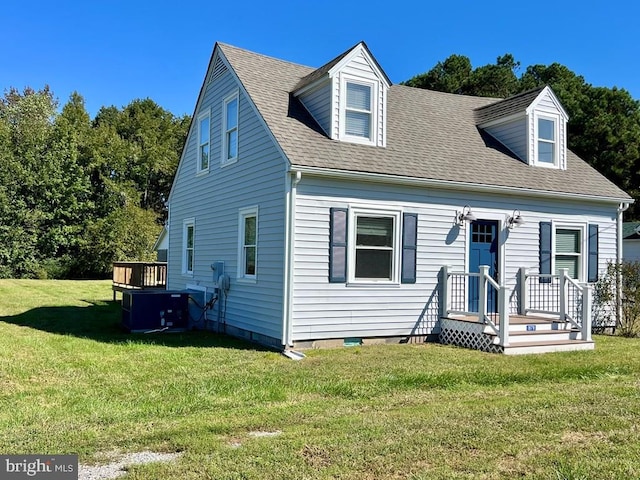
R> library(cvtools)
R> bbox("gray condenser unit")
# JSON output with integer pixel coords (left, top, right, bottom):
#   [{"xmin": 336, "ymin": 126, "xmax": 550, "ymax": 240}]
[{"xmin": 121, "ymin": 290, "xmax": 190, "ymax": 333}]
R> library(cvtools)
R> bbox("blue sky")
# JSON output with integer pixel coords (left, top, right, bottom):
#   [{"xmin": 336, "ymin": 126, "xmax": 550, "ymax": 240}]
[{"xmin": 2, "ymin": 1, "xmax": 638, "ymax": 118}]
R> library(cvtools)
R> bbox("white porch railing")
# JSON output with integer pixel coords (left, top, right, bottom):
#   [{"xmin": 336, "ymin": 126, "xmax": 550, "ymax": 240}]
[
  {"xmin": 441, "ymin": 265, "xmax": 510, "ymax": 347},
  {"xmin": 441, "ymin": 265, "xmax": 593, "ymax": 347},
  {"xmin": 519, "ymin": 267, "xmax": 592, "ymax": 342}
]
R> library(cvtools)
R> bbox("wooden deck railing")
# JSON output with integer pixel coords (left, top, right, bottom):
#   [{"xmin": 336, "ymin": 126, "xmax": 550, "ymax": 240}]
[{"xmin": 112, "ymin": 262, "xmax": 167, "ymax": 300}]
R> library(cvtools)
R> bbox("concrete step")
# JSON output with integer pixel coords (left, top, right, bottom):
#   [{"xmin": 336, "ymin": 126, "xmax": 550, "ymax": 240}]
[{"xmin": 502, "ymin": 339, "xmax": 595, "ymax": 355}]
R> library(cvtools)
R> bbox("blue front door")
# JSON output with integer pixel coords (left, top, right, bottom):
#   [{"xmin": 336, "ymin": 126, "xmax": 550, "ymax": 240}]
[{"xmin": 468, "ymin": 220, "xmax": 499, "ymax": 313}]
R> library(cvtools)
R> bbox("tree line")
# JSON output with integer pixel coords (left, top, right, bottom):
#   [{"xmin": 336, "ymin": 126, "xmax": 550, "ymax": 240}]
[
  {"xmin": 0, "ymin": 87, "xmax": 189, "ymax": 278},
  {"xmin": 1, "ymin": 54, "xmax": 637, "ymax": 279},
  {"xmin": 403, "ymin": 54, "xmax": 640, "ymax": 219}
]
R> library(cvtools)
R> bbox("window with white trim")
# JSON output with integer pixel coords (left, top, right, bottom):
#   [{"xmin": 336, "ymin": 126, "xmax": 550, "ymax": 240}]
[
  {"xmin": 222, "ymin": 92, "xmax": 239, "ymax": 165},
  {"xmin": 534, "ymin": 113, "xmax": 559, "ymax": 167},
  {"xmin": 238, "ymin": 207, "xmax": 257, "ymax": 280},
  {"xmin": 349, "ymin": 209, "xmax": 401, "ymax": 283},
  {"xmin": 197, "ymin": 112, "xmax": 210, "ymax": 173},
  {"xmin": 345, "ymin": 82, "xmax": 372, "ymax": 139},
  {"xmin": 555, "ymin": 227, "xmax": 582, "ymax": 280},
  {"xmin": 183, "ymin": 219, "xmax": 195, "ymax": 275}
]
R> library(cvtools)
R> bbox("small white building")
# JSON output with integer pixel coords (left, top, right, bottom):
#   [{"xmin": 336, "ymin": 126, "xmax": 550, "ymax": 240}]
[
  {"xmin": 165, "ymin": 42, "xmax": 631, "ymax": 354},
  {"xmin": 623, "ymin": 222, "xmax": 640, "ymax": 262}
]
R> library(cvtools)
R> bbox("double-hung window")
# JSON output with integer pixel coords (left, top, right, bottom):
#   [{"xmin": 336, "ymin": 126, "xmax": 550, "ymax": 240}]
[
  {"xmin": 537, "ymin": 116, "xmax": 557, "ymax": 166},
  {"xmin": 197, "ymin": 112, "xmax": 210, "ymax": 173},
  {"xmin": 223, "ymin": 92, "xmax": 239, "ymax": 165},
  {"xmin": 555, "ymin": 228, "xmax": 581, "ymax": 279},
  {"xmin": 355, "ymin": 215, "xmax": 394, "ymax": 279},
  {"xmin": 183, "ymin": 219, "xmax": 195, "ymax": 275},
  {"xmin": 238, "ymin": 207, "xmax": 258, "ymax": 280},
  {"xmin": 345, "ymin": 82, "xmax": 372, "ymax": 140},
  {"xmin": 348, "ymin": 209, "xmax": 401, "ymax": 283},
  {"xmin": 330, "ymin": 208, "xmax": 416, "ymax": 285}
]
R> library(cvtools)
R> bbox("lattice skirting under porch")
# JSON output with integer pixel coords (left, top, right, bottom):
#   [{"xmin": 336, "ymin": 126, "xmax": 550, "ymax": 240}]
[{"xmin": 440, "ymin": 318, "xmax": 503, "ymax": 354}]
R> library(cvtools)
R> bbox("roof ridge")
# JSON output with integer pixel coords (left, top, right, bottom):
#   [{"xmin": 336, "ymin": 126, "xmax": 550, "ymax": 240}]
[
  {"xmin": 475, "ymin": 85, "xmax": 546, "ymax": 111},
  {"xmin": 293, "ymin": 41, "xmax": 369, "ymax": 93},
  {"xmin": 216, "ymin": 42, "xmax": 314, "ymax": 70},
  {"xmin": 394, "ymin": 83, "xmax": 500, "ymax": 102}
]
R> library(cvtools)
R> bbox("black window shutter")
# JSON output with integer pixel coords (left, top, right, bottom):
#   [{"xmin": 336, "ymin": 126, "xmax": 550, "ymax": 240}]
[
  {"xmin": 329, "ymin": 208, "xmax": 348, "ymax": 283},
  {"xmin": 402, "ymin": 213, "xmax": 418, "ymax": 284},
  {"xmin": 539, "ymin": 221, "xmax": 552, "ymax": 283},
  {"xmin": 588, "ymin": 224, "xmax": 599, "ymax": 283}
]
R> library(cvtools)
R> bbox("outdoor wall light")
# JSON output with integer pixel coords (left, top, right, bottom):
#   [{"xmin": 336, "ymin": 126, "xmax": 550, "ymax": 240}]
[
  {"xmin": 507, "ymin": 209, "xmax": 525, "ymax": 229},
  {"xmin": 455, "ymin": 205, "xmax": 476, "ymax": 226}
]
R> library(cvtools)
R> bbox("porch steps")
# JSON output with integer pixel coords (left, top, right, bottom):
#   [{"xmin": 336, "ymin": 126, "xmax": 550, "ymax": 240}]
[{"xmin": 441, "ymin": 315, "xmax": 595, "ymax": 355}]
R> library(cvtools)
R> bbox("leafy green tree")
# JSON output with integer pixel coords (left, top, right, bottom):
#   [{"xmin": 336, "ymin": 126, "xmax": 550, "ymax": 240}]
[
  {"xmin": 403, "ymin": 54, "xmax": 472, "ymax": 94},
  {"xmin": 0, "ymin": 86, "xmax": 58, "ymax": 277},
  {"xmin": 465, "ymin": 54, "xmax": 520, "ymax": 98}
]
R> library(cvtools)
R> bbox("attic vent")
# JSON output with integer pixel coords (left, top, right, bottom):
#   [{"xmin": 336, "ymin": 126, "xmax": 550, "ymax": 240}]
[{"xmin": 208, "ymin": 57, "xmax": 228, "ymax": 83}]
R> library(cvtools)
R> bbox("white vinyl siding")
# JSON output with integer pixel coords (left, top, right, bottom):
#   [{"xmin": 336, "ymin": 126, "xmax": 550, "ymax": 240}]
[
  {"xmin": 290, "ymin": 175, "xmax": 617, "ymax": 341},
  {"xmin": 222, "ymin": 91, "xmax": 239, "ymax": 165},
  {"xmin": 298, "ymin": 81, "xmax": 332, "ymax": 136},
  {"xmin": 624, "ymin": 239, "xmax": 640, "ymax": 262},
  {"xmin": 197, "ymin": 112, "xmax": 210, "ymax": 173},
  {"xmin": 485, "ymin": 117, "xmax": 527, "ymax": 162},
  {"xmin": 167, "ymin": 58, "xmax": 286, "ymax": 342}
]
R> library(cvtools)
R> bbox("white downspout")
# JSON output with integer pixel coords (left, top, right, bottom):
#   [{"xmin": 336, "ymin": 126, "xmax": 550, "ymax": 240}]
[
  {"xmin": 617, "ymin": 202, "xmax": 630, "ymax": 327},
  {"xmin": 282, "ymin": 170, "xmax": 302, "ymax": 348}
]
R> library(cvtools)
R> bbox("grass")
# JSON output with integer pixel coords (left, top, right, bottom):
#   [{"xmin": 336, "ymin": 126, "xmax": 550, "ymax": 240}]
[{"xmin": 1, "ymin": 279, "xmax": 639, "ymax": 479}]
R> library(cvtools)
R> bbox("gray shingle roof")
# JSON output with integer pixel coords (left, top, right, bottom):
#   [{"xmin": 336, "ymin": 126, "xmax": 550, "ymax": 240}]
[
  {"xmin": 219, "ymin": 43, "xmax": 630, "ymax": 201},
  {"xmin": 474, "ymin": 87, "xmax": 545, "ymax": 125}
]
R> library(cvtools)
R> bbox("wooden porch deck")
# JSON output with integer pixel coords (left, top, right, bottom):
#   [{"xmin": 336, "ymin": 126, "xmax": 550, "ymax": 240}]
[{"xmin": 112, "ymin": 261, "xmax": 167, "ymax": 300}]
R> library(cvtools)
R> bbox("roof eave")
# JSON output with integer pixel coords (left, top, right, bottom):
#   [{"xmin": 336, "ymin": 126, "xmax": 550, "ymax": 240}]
[{"xmin": 289, "ymin": 165, "xmax": 633, "ymax": 205}]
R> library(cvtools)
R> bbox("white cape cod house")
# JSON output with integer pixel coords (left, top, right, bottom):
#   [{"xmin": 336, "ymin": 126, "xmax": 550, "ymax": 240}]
[{"xmin": 165, "ymin": 41, "xmax": 631, "ymax": 354}]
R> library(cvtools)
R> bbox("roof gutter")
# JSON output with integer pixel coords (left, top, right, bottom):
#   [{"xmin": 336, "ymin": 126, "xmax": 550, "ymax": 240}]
[{"xmin": 290, "ymin": 165, "xmax": 633, "ymax": 205}]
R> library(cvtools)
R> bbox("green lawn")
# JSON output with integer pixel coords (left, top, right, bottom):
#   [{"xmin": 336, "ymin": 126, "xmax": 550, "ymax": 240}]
[{"xmin": 1, "ymin": 279, "xmax": 639, "ymax": 479}]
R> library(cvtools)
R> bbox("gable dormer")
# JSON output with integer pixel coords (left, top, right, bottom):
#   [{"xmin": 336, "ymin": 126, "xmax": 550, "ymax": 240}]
[
  {"xmin": 475, "ymin": 86, "xmax": 569, "ymax": 170},
  {"xmin": 293, "ymin": 42, "xmax": 391, "ymax": 147}
]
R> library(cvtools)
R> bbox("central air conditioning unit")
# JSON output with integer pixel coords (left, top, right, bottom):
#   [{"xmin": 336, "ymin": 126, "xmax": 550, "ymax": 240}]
[{"xmin": 121, "ymin": 290, "xmax": 190, "ymax": 333}]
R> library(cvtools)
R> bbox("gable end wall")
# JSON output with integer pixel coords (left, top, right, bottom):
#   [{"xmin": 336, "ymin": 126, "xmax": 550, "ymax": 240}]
[{"xmin": 168, "ymin": 65, "xmax": 287, "ymax": 342}]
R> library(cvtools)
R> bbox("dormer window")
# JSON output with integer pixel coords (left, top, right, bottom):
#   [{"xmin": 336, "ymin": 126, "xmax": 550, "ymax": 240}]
[
  {"xmin": 339, "ymin": 77, "xmax": 379, "ymax": 146},
  {"xmin": 537, "ymin": 116, "xmax": 557, "ymax": 166},
  {"xmin": 293, "ymin": 42, "xmax": 390, "ymax": 147},
  {"xmin": 476, "ymin": 86, "xmax": 568, "ymax": 170},
  {"xmin": 345, "ymin": 82, "xmax": 372, "ymax": 139}
]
